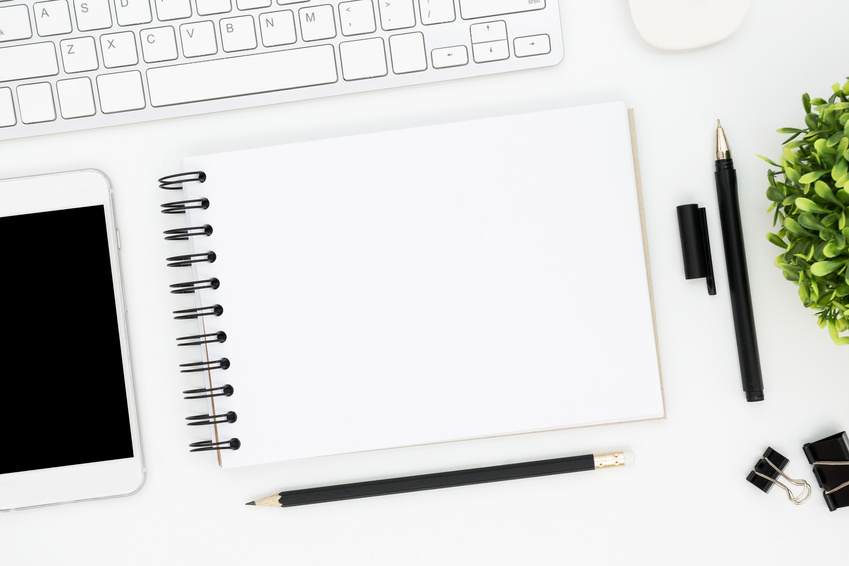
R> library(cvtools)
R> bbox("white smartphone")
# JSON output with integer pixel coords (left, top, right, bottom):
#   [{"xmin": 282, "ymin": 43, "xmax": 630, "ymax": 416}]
[{"xmin": 0, "ymin": 169, "xmax": 144, "ymax": 511}]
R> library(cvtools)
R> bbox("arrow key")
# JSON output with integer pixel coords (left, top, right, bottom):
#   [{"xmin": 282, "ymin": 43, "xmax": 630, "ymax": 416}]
[
  {"xmin": 470, "ymin": 21, "xmax": 506, "ymax": 44},
  {"xmin": 432, "ymin": 45, "xmax": 468, "ymax": 69},
  {"xmin": 472, "ymin": 40, "xmax": 508, "ymax": 63},
  {"xmin": 514, "ymin": 34, "xmax": 551, "ymax": 58}
]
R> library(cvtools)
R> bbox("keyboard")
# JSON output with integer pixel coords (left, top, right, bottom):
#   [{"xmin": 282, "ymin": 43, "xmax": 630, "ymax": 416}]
[{"xmin": 0, "ymin": 0, "xmax": 563, "ymax": 141}]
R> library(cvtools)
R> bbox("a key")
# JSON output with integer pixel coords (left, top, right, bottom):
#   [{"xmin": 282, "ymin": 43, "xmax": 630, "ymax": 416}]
[
  {"xmin": 458, "ymin": 0, "xmax": 545, "ymax": 20},
  {"xmin": 60, "ymin": 37, "xmax": 99, "ymax": 73},
  {"xmin": 34, "ymin": 0, "xmax": 73, "ymax": 37},
  {"xmin": 140, "ymin": 26, "xmax": 178, "ymax": 62},
  {"xmin": 146, "ymin": 45, "xmax": 338, "ymax": 107},
  {"xmin": 259, "ymin": 10, "xmax": 296, "ymax": 47},
  {"xmin": 96, "ymin": 70, "xmax": 146, "ymax": 113},
  {"xmin": 73, "ymin": 0, "xmax": 113, "ymax": 31},
  {"xmin": 389, "ymin": 32, "xmax": 426, "ymax": 74},
  {"xmin": 0, "ymin": 88, "xmax": 16, "ymax": 127},
  {"xmin": 378, "ymin": 0, "xmax": 414, "ymax": 31},
  {"xmin": 0, "ymin": 4, "xmax": 32, "ymax": 42},
  {"xmin": 339, "ymin": 0, "xmax": 375, "ymax": 36},
  {"xmin": 101, "ymin": 31, "xmax": 138, "ymax": 67},
  {"xmin": 339, "ymin": 37, "xmax": 386, "ymax": 80},
  {"xmin": 114, "ymin": 0, "xmax": 152, "ymax": 25},
  {"xmin": 419, "ymin": 0, "xmax": 454, "ymax": 25},
  {"xmin": 180, "ymin": 21, "xmax": 218, "ymax": 57},
  {"xmin": 220, "ymin": 15, "xmax": 257, "ymax": 52},
  {"xmin": 57, "ymin": 77, "xmax": 96, "ymax": 118},
  {"xmin": 17, "ymin": 82, "xmax": 56, "ymax": 124},
  {"xmin": 299, "ymin": 5, "xmax": 336, "ymax": 41},
  {"xmin": 0, "ymin": 43, "xmax": 59, "ymax": 82}
]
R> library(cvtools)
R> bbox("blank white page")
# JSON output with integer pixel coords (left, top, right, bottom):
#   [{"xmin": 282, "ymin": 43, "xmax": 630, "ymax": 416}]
[{"xmin": 177, "ymin": 101, "xmax": 664, "ymax": 468}]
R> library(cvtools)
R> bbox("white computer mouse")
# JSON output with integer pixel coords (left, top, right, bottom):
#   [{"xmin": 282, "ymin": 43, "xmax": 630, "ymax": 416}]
[{"xmin": 627, "ymin": 0, "xmax": 752, "ymax": 50}]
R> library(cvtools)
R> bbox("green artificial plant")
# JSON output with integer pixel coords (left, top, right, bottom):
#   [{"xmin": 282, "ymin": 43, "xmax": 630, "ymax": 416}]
[{"xmin": 761, "ymin": 79, "xmax": 849, "ymax": 344}]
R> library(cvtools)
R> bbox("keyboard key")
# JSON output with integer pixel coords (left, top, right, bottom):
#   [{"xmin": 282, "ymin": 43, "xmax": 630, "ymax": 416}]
[
  {"xmin": 0, "ymin": 88, "xmax": 16, "ymax": 127},
  {"xmin": 141, "ymin": 26, "xmax": 178, "ymax": 62},
  {"xmin": 34, "ymin": 1, "xmax": 73, "ymax": 36},
  {"xmin": 431, "ymin": 45, "xmax": 467, "ymax": 68},
  {"xmin": 17, "ymin": 82, "xmax": 56, "ymax": 124},
  {"xmin": 339, "ymin": 0, "xmax": 375, "ymax": 36},
  {"xmin": 57, "ymin": 77, "xmax": 96, "ymax": 118},
  {"xmin": 97, "ymin": 70, "xmax": 146, "ymax": 113},
  {"xmin": 259, "ymin": 10, "xmax": 296, "ymax": 47},
  {"xmin": 378, "ymin": 0, "xmax": 415, "ymax": 31},
  {"xmin": 472, "ymin": 40, "xmax": 508, "ymax": 63},
  {"xmin": 237, "ymin": 0, "xmax": 271, "ymax": 8},
  {"xmin": 0, "ymin": 4, "xmax": 33, "ymax": 42},
  {"xmin": 146, "ymin": 45, "xmax": 338, "ymax": 106},
  {"xmin": 299, "ymin": 4, "xmax": 336, "ymax": 41},
  {"xmin": 220, "ymin": 15, "xmax": 257, "ymax": 51},
  {"xmin": 73, "ymin": 0, "xmax": 113, "ymax": 31},
  {"xmin": 389, "ymin": 32, "xmax": 426, "ymax": 74},
  {"xmin": 470, "ymin": 21, "xmax": 506, "ymax": 43},
  {"xmin": 101, "ymin": 31, "xmax": 138, "ymax": 67},
  {"xmin": 514, "ymin": 34, "xmax": 550, "ymax": 57},
  {"xmin": 114, "ymin": 0, "xmax": 152, "ymax": 25},
  {"xmin": 155, "ymin": 0, "xmax": 192, "ymax": 20},
  {"xmin": 340, "ymin": 37, "xmax": 387, "ymax": 80},
  {"xmin": 180, "ymin": 21, "xmax": 218, "ymax": 57},
  {"xmin": 459, "ymin": 0, "xmax": 545, "ymax": 19},
  {"xmin": 0, "ymin": 43, "xmax": 59, "ymax": 82},
  {"xmin": 196, "ymin": 0, "xmax": 232, "ymax": 15},
  {"xmin": 60, "ymin": 36, "xmax": 99, "ymax": 72},
  {"xmin": 420, "ymin": 0, "xmax": 454, "ymax": 25}
]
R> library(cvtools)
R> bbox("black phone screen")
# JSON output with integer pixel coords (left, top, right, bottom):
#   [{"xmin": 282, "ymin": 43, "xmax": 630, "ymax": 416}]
[{"xmin": 2, "ymin": 205, "xmax": 134, "ymax": 475}]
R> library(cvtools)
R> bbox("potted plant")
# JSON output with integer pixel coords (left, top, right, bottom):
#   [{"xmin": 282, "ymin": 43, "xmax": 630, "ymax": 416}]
[{"xmin": 762, "ymin": 79, "xmax": 849, "ymax": 344}]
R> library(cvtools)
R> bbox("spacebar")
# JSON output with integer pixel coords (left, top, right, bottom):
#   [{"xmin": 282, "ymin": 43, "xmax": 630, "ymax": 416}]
[{"xmin": 147, "ymin": 46, "xmax": 338, "ymax": 107}]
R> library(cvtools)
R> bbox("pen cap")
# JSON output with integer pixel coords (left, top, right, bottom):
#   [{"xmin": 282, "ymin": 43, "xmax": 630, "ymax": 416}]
[{"xmin": 676, "ymin": 204, "xmax": 716, "ymax": 295}]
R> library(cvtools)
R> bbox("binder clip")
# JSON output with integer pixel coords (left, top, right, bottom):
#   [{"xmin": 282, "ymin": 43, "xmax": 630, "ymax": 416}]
[
  {"xmin": 676, "ymin": 204, "xmax": 716, "ymax": 295},
  {"xmin": 746, "ymin": 447, "xmax": 811, "ymax": 505},
  {"xmin": 803, "ymin": 431, "xmax": 849, "ymax": 512}
]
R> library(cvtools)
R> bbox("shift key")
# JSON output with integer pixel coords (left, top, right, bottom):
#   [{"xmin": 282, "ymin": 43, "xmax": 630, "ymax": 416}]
[
  {"xmin": 459, "ymin": 0, "xmax": 545, "ymax": 19},
  {"xmin": 0, "ymin": 44, "xmax": 59, "ymax": 83}
]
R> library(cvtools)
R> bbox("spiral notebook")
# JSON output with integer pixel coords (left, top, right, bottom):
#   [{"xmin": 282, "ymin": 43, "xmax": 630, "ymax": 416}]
[{"xmin": 160, "ymin": 101, "xmax": 665, "ymax": 468}]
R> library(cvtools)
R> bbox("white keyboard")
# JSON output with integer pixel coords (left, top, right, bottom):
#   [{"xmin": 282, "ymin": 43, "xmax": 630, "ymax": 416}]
[{"xmin": 0, "ymin": 0, "xmax": 563, "ymax": 141}]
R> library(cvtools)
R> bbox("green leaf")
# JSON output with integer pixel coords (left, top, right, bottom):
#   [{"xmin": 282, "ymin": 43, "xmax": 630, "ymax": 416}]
[
  {"xmin": 785, "ymin": 167, "xmax": 801, "ymax": 184},
  {"xmin": 811, "ymin": 260, "xmax": 844, "ymax": 276},
  {"xmin": 785, "ymin": 146, "xmax": 803, "ymax": 165},
  {"xmin": 795, "ymin": 198, "xmax": 830, "ymax": 214},
  {"xmin": 824, "ymin": 241, "xmax": 843, "ymax": 258},
  {"xmin": 785, "ymin": 217, "xmax": 814, "ymax": 236},
  {"xmin": 800, "ymin": 170, "xmax": 829, "ymax": 183},
  {"xmin": 766, "ymin": 232, "xmax": 786, "ymax": 248},
  {"xmin": 833, "ymin": 158, "xmax": 849, "ymax": 182},
  {"xmin": 757, "ymin": 154, "xmax": 781, "ymax": 167},
  {"xmin": 815, "ymin": 180, "xmax": 843, "ymax": 205},
  {"xmin": 803, "ymin": 93, "xmax": 812, "ymax": 113},
  {"xmin": 766, "ymin": 185, "xmax": 785, "ymax": 203},
  {"xmin": 827, "ymin": 131, "xmax": 844, "ymax": 147}
]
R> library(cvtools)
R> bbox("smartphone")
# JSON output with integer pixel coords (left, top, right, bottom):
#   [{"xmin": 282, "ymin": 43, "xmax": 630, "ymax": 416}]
[{"xmin": 0, "ymin": 169, "xmax": 144, "ymax": 511}]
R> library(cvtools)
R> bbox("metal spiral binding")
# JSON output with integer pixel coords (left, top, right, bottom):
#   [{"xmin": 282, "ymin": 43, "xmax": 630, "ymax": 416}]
[
  {"xmin": 162, "ymin": 169, "xmax": 240, "ymax": 453},
  {"xmin": 173, "ymin": 304, "xmax": 223, "ymax": 320},
  {"xmin": 170, "ymin": 277, "xmax": 220, "ymax": 294},
  {"xmin": 180, "ymin": 357, "xmax": 230, "ymax": 373},
  {"xmin": 189, "ymin": 439, "xmax": 241, "ymax": 452},
  {"xmin": 167, "ymin": 252, "xmax": 216, "ymax": 268},
  {"xmin": 159, "ymin": 171, "xmax": 206, "ymax": 190},
  {"xmin": 183, "ymin": 384, "xmax": 234, "ymax": 400},
  {"xmin": 177, "ymin": 331, "xmax": 227, "ymax": 346},
  {"xmin": 186, "ymin": 411, "xmax": 238, "ymax": 426},
  {"xmin": 163, "ymin": 224, "xmax": 212, "ymax": 240},
  {"xmin": 161, "ymin": 197, "xmax": 209, "ymax": 214}
]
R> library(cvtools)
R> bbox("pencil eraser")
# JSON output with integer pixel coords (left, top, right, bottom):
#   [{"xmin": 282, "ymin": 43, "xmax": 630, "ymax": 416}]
[{"xmin": 623, "ymin": 450, "xmax": 635, "ymax": 465}]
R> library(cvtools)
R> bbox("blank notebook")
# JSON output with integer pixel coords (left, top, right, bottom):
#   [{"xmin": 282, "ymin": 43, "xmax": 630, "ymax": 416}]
[{"xmin": 160, "ymin": 101, "xmax": 665, "ymax": 468}]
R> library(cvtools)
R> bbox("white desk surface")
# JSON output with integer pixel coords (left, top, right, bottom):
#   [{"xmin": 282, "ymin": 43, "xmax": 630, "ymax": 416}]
[{"xmin": 4, "ymin": 1, "xmax": 849, "ymax": 563}]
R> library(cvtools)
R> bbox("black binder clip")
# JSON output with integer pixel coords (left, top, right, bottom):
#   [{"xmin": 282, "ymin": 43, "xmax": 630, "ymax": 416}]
[
  {"xmin": 746, "ymin": 447, "xmax": 811, "ymax": 505},
  {"xmin": 803, "ymin": 431, "xmax": 849, "ymax": 512},
  {"xmin": 676, "ymin": 204, "xmax": 716, "ymax": 295}
]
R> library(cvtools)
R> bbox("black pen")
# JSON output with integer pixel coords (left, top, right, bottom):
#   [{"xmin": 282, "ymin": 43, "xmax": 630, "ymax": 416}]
[
  {"xmin": 714, "ymin": 120, "xmax": 764, "ymax": 402},
  {"xmin": 246, "ymin": 451, "xmax": 632, "ymax": 507}
]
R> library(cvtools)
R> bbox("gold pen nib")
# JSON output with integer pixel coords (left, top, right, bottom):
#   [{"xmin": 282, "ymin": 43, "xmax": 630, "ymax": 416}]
[{"xmin": 716, "ymin": 119, "xmax": 731, "ymax": 160}]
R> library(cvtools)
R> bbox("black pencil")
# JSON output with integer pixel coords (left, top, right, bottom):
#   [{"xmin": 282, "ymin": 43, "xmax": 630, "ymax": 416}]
[{"xmin": 247, "ymin": 451, "xmax": 631, "ymax": 507}]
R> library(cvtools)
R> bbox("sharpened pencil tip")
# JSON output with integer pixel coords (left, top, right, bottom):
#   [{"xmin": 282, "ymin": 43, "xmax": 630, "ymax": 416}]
[
  {"xmin": 246, "ymin": 501, "xmax": 256, "ymax": 505},
  {"xmin": 717, "ymin": 119, "xmax": 721, "ymax": 128}
]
